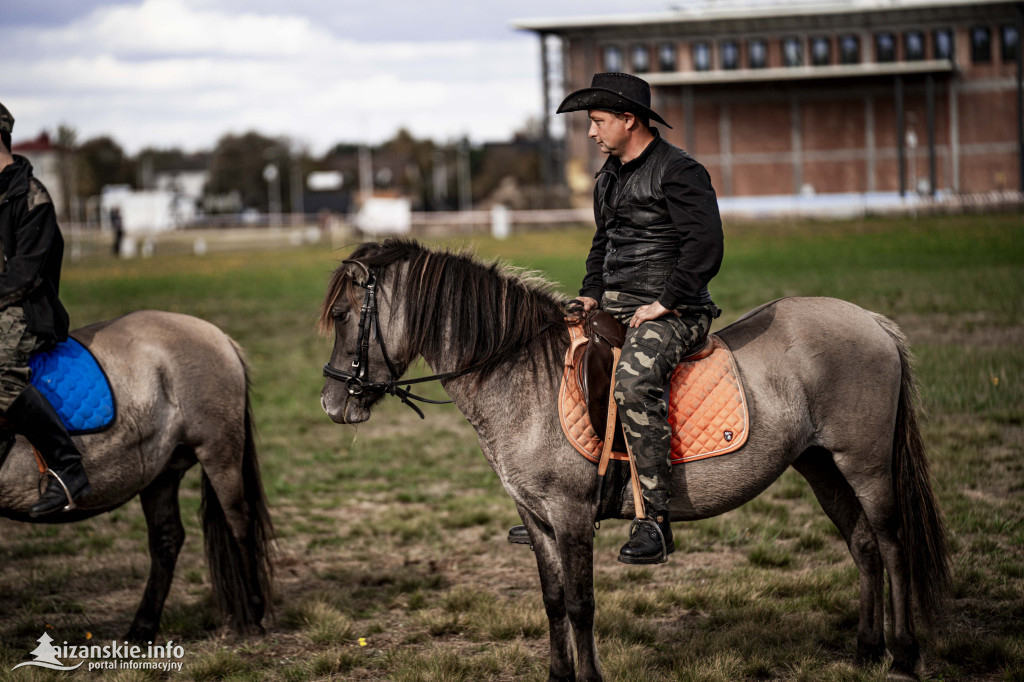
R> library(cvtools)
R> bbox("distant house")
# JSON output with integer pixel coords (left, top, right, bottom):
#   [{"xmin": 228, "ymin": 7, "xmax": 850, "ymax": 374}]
[
  {"xmin": 100, "ymin": 185, "xmax": 197, "ymax": 235},
  {"xmin": 12, "ymin": 132, "xmax": 66, "ymax": 218},
  {"xmin": 154, "ymin": 169, "xmax": 208, "ymax": 204},
  {"xmin": 304, "ymin": 170, "xmax": 351, "ymax": 214},
  {"xmin": 516, "ymin": 0, "xmax": 1023, "ymax": 200}
]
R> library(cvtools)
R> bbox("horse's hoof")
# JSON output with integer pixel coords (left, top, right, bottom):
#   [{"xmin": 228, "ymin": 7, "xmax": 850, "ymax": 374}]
[
  {"xmin": 888, "ymin": 654, "xmax": 921, "ymax": 680},
  {"xmin": 855, "ymin": 641, "xmax": 886, "ymax": 666},
  {"xmin": 235, "ymin": 623, "xmax": 266, "ymax": 637},
  {"xmin": 889, "ymin": 638, "xmax": 921, "ymax": 679},
  {"xmin": 124, "ymin": 627, "xmax": 156, "ymax": 643}
]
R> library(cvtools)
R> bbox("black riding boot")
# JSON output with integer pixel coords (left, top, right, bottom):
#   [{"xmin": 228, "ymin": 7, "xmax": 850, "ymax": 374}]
[
  {"xmin": 7, "ymin": 385, "xmax": 91, "ymax": 517},
  {"xmin": 618, "ymin": 509, "xmax": 674, "ymax": 565},
  {"xmin": 507, "ymin": 524, "xmax": 531, "ymax": 545}
]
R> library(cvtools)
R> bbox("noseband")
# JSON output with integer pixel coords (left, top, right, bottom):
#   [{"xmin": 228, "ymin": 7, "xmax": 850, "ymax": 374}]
[{"xmin": 321, "ymin": 267, "xmax": 465, "ymax": 419}]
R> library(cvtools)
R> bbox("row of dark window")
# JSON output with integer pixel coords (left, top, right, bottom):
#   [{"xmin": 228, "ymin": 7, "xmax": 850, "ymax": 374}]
[{"xmin": 604, "ymin": 23, "xmax": 1020, "ymax": 73}]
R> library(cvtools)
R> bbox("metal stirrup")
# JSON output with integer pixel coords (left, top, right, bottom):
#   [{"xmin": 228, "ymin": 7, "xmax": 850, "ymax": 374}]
[
  {"xmin": 628, "ymin": 517, "xmax": 668, "ymax": 561},
  {"xmin": 38, "ymin": 469, "xmax": 77, "ymax": 512}
]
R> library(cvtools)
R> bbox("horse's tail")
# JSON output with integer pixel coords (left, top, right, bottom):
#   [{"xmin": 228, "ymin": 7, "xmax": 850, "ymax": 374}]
[
  {"xmin": 874, "ymin": 313, "xmax": 951, "ymax": 629},
  {"xmin": 200, "ymin": 340, "xmax": 275, "ymax": 634}
]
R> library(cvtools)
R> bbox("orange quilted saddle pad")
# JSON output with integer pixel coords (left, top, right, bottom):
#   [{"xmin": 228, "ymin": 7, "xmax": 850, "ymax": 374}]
[{"xmin": 558, "ymin": 329, "xmax": 749, "ymax": 465}]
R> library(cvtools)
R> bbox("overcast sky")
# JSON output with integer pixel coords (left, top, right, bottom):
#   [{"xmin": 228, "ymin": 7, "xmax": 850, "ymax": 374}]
[{"xmin": 1, "ymin": 0, "xmax": 678, "ymax": 154}]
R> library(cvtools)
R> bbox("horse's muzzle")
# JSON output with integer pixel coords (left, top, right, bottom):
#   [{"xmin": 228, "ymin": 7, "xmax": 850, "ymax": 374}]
[{"xmin": 320, "ymin": 392, "xmax": 371, "ymax": 425}]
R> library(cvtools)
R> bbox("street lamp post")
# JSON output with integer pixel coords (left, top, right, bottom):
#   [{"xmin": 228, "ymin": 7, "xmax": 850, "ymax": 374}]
[
  {"xmin": 457, "ymin": 139, "xmax": 471, "ymax": 211},
  {"xmin": 290, "ymin": 151, "xmax": 304, "ymax": 226},
  {"xmin": 263, "ymin": 162, "xmax": 280, "ymax": 227}
]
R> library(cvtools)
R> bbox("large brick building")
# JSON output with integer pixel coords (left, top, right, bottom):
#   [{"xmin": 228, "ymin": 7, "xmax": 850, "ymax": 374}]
[{"xmin": 515, "ymin": 0, "xmax": 1022, "ymax": 203}]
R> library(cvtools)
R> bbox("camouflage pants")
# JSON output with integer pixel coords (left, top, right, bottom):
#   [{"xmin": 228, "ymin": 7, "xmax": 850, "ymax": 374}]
[
  {"xmin": 0, "ymin": 307, "xmax": 40, "ymax": 412},
  {"xmin": 602, "ymin": 291, "xmax": 715, "ymax": 512}
]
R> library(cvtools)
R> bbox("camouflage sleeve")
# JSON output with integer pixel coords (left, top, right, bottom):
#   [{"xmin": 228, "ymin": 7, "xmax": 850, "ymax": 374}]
[{"xmin": 0, "ymin": 178, "xmax": 56, "ymax": 305}]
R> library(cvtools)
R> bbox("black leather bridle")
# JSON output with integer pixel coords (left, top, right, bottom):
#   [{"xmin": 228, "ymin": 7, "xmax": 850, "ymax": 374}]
[{"xmin": 322, "ymin": 267, "xmax": 477, "ymax": 419}]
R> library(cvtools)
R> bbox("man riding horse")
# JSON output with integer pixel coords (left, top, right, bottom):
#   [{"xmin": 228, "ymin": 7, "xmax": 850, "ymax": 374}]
[
  {"xmin": 511, "ymin": 73, "xmax": 724, "ymax": 564},
  {"xmin": 0, "ymin": 101, "xmax": 91, "ymax": 517}
]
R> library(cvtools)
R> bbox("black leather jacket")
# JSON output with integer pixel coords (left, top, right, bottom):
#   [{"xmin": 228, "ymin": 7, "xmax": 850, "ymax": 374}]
[
  {"xmin": 0, "ymin": 156, "xmax": 70, "ymax": 344},
  {"xmin": 580, "ymin": 130, "xmax": 723, "ymax": 310}
]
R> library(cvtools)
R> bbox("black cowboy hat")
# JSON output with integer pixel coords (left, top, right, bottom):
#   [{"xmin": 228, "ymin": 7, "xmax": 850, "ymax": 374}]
[{"xmin": 556, "ymin": 72, "xmax": 671, "ymax": 128}]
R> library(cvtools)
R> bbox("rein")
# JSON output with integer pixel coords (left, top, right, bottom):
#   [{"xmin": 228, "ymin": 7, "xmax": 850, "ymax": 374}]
[{"xmin": 322, "ymin": 267, "xmax": 555, "ymax": 419}]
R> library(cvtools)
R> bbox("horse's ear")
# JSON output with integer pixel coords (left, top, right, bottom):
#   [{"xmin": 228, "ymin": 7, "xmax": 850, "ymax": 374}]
[{"xmin": 341, "ymin": 259, "xmax": 371, "ymax": 285}]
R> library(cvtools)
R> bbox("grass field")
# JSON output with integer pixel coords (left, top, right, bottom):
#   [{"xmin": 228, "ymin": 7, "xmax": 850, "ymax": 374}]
[{"xmin": 0, "ymin": 213, "xmax": 1021, "ymax": 681}]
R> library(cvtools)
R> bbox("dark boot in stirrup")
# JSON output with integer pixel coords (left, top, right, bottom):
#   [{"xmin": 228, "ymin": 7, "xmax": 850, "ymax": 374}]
[
  {"xmin": 7, "ymin": 386, "xmax": 92, "ymax": 517},
  {"xmin": 618, "ymin": 509, "xmax": 674, "ymax": 565},
  {"xmin": 507, "ymin": 524, "xmax": 531, "ymax": 545}
]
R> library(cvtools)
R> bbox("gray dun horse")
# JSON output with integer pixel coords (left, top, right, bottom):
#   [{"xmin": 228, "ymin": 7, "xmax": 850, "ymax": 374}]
[
  {"xmin": 0, "ymin": 311, "xmax": 273, "ymax": 642},
  {"xmin": 320, "ymin": 239, "xmax": 950, "ymax": 681}
]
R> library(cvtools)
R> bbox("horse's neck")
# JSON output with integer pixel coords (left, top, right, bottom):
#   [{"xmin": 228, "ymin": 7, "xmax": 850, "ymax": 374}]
[
  {"xmin": 423, "ymin": 349, "xmax": 561, "ymax": 429},
  {"xmin": 413, "ymin": 291, "xmax": 567, "ymax": 454}
]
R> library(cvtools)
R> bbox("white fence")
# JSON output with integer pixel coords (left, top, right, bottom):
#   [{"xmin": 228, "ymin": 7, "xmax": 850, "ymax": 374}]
[
  {"xmin": 63, "ymin": 190, "xmax": 1023, "ymax": 259},
  {"xmin": 410, "ymin": 207, "xmax": 591, "ymax": 237}
]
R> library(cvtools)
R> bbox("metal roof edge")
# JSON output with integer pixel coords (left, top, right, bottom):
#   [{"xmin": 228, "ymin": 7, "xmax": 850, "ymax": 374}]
[{"xmin": 512, "ymin": 0, "xmax": 1010, "ymax": 33}]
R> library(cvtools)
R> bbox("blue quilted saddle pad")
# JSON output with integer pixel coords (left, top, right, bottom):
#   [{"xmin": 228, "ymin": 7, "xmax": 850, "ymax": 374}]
[{"xmin": 28, "ymin": 337, "xmax": 115, "ymax": 434}]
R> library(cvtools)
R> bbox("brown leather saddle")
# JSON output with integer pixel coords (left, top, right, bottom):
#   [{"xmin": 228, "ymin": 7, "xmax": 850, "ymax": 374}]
[{"xmin": 574, "ymin": 309, "xmax": 713, "ymax": 453}]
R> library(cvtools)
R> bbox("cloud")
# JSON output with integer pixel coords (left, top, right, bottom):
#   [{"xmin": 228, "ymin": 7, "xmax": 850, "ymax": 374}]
[
  {"xmin": 18, "ymin": 0, "xmax": 331, "ymax": 58},
  {"xmin": 0, "ymin": 0, "xmax": 543, "ymax": 152}
]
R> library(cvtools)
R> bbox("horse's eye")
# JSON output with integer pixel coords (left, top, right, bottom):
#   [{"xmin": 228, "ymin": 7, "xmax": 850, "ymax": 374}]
[{"xmin": 333, "ymin": 311, "xmax": 349, "ymax": 323}]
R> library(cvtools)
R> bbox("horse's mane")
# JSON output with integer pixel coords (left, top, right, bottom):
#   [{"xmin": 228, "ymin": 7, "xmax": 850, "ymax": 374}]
[{"xmin": 319, "ymin": 238, "xmax": 570, "ymax": 379}]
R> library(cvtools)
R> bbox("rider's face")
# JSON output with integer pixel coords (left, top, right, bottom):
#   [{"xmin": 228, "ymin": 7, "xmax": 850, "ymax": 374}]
[{"xmin": 587, "ymin": 110, "xmax": 631, "ymax": 157}]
